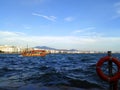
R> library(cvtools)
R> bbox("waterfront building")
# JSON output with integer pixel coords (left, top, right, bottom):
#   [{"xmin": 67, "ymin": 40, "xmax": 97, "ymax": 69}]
[{"xmin": 0, "ymin": 45, "xmax": 20, "ymax": 53}]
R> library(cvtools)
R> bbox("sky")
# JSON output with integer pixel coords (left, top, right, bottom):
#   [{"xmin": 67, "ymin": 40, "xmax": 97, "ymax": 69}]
[{"xmin": 0, "ymin": 0, "xmax": 120, "ymax": 51}]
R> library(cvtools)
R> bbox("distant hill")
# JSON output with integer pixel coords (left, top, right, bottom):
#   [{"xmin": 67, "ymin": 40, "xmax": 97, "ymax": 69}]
[
  {"xmin": 34, "ymin": 46, "xmax": 78, "ymax": 51},
  {"xmin": 34, "ymin": 46, "xmax": 57, "ymax": 50},
  {"xmin": 69, "ymin": 49, "xmax": 78, "ymax": 51}
]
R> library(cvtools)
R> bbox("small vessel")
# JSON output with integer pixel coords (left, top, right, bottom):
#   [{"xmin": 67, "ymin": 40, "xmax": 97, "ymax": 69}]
[{"xmin": 21, "ymin": 49, "xmax": 48, "ymax": 57}]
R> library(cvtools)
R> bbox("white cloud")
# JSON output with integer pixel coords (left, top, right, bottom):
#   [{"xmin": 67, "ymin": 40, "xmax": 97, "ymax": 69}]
[
  {"xmin": 0, "ymin": 30, "xmax": 120, "ymax": 51},
  {"xmin": 23, "ymin": 25, "xmax": 31, "ymax": 30},
  {"xmin": 73, "ymin": 30, "xmax": 83, "ymax": 34},
  {"xmin": 72, "ymin": 27, "xmax": 99, "ymax": 37},
  {"xmin": 64, "ymin": 17, "xmax": 74, "ymax": 22},
  {"xmin": 112, "ymin": 2, "xmax": 120, "ymax": 19},
  {"xmin": 32, "ymin": 12, "xmax": 57, "ymax": 22},
  {"xmin": 0, "ymin": 31, "xmax": 25, "ymax": 37},
  {"xmin": 114, "ymin": 2, "xmax": 120, "ymax": 7}
]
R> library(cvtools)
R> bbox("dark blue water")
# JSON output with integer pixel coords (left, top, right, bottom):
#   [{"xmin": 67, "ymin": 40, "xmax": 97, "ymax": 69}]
[{"xmin": 0, "ymin": 53, "xmax": 120, "ymax": 90}]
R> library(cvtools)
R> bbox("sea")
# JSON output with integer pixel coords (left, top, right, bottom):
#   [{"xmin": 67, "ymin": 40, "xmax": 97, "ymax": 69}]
[{"xmin": 0, "ymin": 53, "xmax": 120, "ymax": 90}]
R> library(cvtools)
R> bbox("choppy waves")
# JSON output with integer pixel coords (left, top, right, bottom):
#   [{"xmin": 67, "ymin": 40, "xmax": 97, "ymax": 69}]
[{"xmin": 0, "ymin": 53, "xmax": 120, "ymax": 90}]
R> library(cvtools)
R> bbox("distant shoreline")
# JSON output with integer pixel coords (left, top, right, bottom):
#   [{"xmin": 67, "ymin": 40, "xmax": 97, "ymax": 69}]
[{"xmin": 0, "ymin": 52, "xmax": 120, "ymax": 54}]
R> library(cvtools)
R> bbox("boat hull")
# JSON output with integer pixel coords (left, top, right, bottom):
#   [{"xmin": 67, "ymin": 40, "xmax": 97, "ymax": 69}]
[{"xmin": 21, "ymin": 50, "xmax": 47, "ymax": 57}]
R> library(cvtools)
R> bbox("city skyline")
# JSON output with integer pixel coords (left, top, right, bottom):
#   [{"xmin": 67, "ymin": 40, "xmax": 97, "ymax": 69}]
[
  {"xmin": 0, "ymin": 0, "xmax": 120, "ymax": 51},
  {"xmin": 1, "ymin": 44, "xmax": 118, "ymax": 53}
]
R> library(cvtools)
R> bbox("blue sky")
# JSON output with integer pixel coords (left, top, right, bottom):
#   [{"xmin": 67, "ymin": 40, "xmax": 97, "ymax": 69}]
[{"xmin": 0, "ymin": 0, "xmax": 120, "ymax": 51}]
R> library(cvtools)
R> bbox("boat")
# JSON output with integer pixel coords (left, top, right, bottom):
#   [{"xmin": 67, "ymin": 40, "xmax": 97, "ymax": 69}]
[{"xmin": 21, "ymin": 49, "xmax": 48, "ymax": 57}]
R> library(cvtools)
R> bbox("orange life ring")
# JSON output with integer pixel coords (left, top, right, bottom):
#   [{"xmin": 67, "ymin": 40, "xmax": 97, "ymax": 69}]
[{"xmin": 96, "ymin": 56, "xmax": 120, "ymax": 82}]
